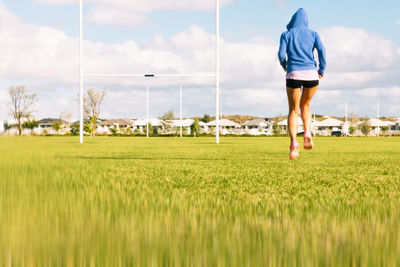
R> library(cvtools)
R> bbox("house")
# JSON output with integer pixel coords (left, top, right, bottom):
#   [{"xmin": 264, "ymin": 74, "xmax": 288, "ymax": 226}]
[
  {"xmin": 207, "ymin": 119, "xmax": 240, "ymax": 135},
  {"xmin": 314, "ymin": 118, "xmax": 344, "ymax": 136},
  {"xmin": 170, "ymin": 119, "xmax": 194, "ymax": 134},
  {"xmin": 278, "ymin": 117, "xmax": 304, "ymax": 134},
  {"xmin": 98, "ymin": 119, "xmax": 134, "ymax": 134},
  {"xmin": 365, "ymin": 119, "xmax": 393, "ymax": 136},
  {"xmin": 133, "ymin": 119, "xmax": 147, "ymax": 133},
  {"xmin": 390, "ymin": 119, "xmax": 400, "ymax": 134},
  {"xmin": 132, "ymin": 119, "xmax": 163, "ymax": 134},
  {"xmin": 241, "ymin": 119, "xmax": 272, "ymax": 135},
  {"xmin": 199, "ymin": 121, "xmax": 209, "ymax": 133},
  {"xmin": 38, "ymin": 118, "xmax": 67, "ymax": 129},
  {"xmin": 355, "ymin": 119, "xmax": 392, "ymax": 136},
  {"xmin": 34, "ymin": 118, "xmax": 68, "ymax": 135}
]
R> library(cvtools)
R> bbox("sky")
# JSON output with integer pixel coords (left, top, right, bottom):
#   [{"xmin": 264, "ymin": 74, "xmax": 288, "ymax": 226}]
[{"xmin": 0, "ymin": 0, "xmax": 400, "ymax": 121}]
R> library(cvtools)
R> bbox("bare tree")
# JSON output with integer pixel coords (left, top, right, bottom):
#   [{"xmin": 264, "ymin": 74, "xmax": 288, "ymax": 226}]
[
  {"xmin": 9, "ymin": 86, "xmax": 37, "ymax": 136},
  {"xmin": 61, "ymin": 112, "xmax": 72, "ymax": 134},
  {"xmin": 159, "ymin": 110, "xmax": 174, "ymax": 134},
  {"xmin": 83, "ymin": 88, "xmax": 106, "ymax": 137}
]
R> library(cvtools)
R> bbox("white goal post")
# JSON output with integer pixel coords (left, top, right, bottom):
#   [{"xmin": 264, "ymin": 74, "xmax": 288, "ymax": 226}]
[{"xmin": 78, "ymin": 0, "xmax": 221, "ymax": 144}]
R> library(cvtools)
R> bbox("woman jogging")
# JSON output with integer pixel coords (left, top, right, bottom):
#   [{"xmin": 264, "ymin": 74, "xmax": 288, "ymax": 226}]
[{"xmin": 278, "ymin": 8, "xmax": 326, "ymax": 160}]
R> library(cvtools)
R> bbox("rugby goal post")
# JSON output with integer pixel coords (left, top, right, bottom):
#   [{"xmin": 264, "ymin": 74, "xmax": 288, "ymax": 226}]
[{"xmin": 78, "ymin": 0, "xmax": 221, "ymax": 144}]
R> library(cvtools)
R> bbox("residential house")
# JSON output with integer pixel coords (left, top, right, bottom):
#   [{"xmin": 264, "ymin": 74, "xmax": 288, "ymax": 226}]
[
  {"xmin": 390, "ymin": 119, "xmax": 400, "ymax": 134},
  {"xmin": 170, "ymin": 119, "xmax": 194, "ymax": 134},
  {"xmin": 364, "ymin": 119, "xmax": 393, "ymax": 136},
  {"xmin": 133, "ymin": 119, "xmax": 147, "ymax": 133},
  {"xmin": 278, "ymin": 117, "xmax": 304, "ymax": 134},
  {"xmin": 241, "ymin": 119, "xmax": 272, "ymax": 135},
  {"xmin": 34, "ymin": 118, "xmax": 68, "ymax": 135},
  {"xmin": 314, "ymin": 118, "xmax": 344, "ymax": 136},
  {"xmin": 207, "ymin": 119, "xmax": 240, "ymax": 135},
  {"xmin": 98, "ymin": 119, "xmax": 134, "ymax": 134},
  {"xmin": 131, "ymin": 119, "xmax": 163, "ymax": 134}
]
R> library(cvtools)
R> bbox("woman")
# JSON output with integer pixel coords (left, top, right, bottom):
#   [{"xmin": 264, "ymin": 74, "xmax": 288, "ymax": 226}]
[{"xmin": 278, "ymin": 8, "xmax": 326, "ymax": 160}]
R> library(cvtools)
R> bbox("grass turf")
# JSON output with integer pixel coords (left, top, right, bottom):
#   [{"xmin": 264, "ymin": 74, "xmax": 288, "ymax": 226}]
[{"xmin": 0, "ymin": 136, "xmax": 399, "ymax": 266}]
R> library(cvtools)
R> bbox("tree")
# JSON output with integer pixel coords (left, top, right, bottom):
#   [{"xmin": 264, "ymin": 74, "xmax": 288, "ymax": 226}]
[
  {"xmin": 201, "ymin": 114, "xmax": 211, "ymax": 123},
  {"xmin": 272, "ymin": 121, "xmax": 281, "ymax": 135},
  {"xmin": 70, "ymin": 124, "xmax": 79, "ymax": 135},
  {"xmin": 359, "ymin": 120, "xmax": 371, "ymax": 136},
  {"xmin": 83, "ymin": 88, "xmax": 106, "ymax": 137},
  {"xmin": 51, "ymin": 121, "xmax": 62, "ymax": 134},
  {"xmin": 349, "ymin": 125, "xmax": 356, "ymax": 135},
  {"xmin": 4, "ymin": 122, "xmax": 12, "ymax": 131},
  {"xmin": 191, "ymin": 119, "xmax": 200, "ymax": 137},
  {"xmin": 9, "ymin": 86, "xmax": 37, "ymax": 136},
  {"xmin": 23, "ymin": 120, "xmax": 39, "ymax": 130},
  {"xmin": 109, "ymin": 127, "xmax": 118, "ymax": 135},
  {"xmin": 159, "ymin": 110, "xmax": 174, "ymax": 134}
]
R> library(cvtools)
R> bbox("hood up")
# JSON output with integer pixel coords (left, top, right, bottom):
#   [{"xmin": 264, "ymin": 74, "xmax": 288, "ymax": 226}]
[{"xmin": 286, "ymin": 8, "xmax": 309, "ymax": 30}]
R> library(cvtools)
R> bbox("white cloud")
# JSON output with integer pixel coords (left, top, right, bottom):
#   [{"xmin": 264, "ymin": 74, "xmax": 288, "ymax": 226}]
[
  {"xmin": 395, "ymin": 20, "xmax": 400, "ymax": 25},
  {"xmin": 35, "ymin": 0, "xmax": 233, "ymax": 27},
  {"xmin": 86, "ymin": 6, "xmax": 147, "ymax": 26},
  {"xmin": 320, "ymin": 27, "xmax": 399, "ymax": 73},
  {"xmin": 274, "ymin": 0, "xmax": 287, "ymax": 8}
]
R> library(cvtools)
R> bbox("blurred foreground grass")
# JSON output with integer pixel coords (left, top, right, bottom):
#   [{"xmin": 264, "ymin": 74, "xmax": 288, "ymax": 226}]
[{"xmin": 0, "ymin": 136, "xmax": 399, "ymax": 266}]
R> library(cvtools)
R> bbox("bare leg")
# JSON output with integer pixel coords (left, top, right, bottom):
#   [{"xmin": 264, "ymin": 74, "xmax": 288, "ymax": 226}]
[
  {"xmin": 286, "ymin": 87, "xmax": 301, "ymax": 142},
  {"xmin": 300, "ymin": 86, "xmax": 318, "ymax": 133}
]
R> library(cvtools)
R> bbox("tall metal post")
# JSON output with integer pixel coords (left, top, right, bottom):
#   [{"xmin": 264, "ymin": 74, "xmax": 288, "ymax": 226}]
[
  {"xmin": 215, "ymin": 0, "xmax": 220, "ymax": 144},
  {"xmin": 345, "ymin": 101, "xmax": 348, "ymax": 136},
  {"xmin": 180, "ymin": 86, "xmax": 183, "ymax": 138},
  {"xmin": 79, "ymin": 0, "xmax": 84, "ymax": 143},
  {"xmin": 313, "ymin": 113, "xmax": 316, "ymax": 136},
  {"xmin": 146, "ymin": 85, "xmax": 149, "ymax": 138},
  {"xmin": 377, "ymin": 102, "xmax": 380, "ymax": 137}
]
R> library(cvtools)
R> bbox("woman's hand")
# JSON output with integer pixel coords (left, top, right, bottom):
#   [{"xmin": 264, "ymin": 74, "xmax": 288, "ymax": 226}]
[{"xmin": 318, "ymin": 73, "xmax": 324, "ymax": 79}]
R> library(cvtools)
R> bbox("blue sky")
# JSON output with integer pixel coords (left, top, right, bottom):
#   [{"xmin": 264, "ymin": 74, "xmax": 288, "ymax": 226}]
[
  {"xmin": 0, "ymin": 0, "xmax": 399, "ymax": 120},
  {"xmin": 4, "ymin": 0, "xmax": 400, "ymax": 44}
]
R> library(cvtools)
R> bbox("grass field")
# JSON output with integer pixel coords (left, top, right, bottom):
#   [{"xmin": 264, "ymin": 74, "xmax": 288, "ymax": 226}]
[{"xmin": 0, "ymin": 136, "xmax": 399, "ymax": 266}]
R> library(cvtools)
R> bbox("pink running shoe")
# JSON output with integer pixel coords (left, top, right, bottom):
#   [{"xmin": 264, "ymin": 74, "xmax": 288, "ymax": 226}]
[
  {"xmin": 304, "ymin": 131, "xmax": 313, "ymax": 150},
  {"xmin": 289, "ymin": 140, "xmax": 300, "ymax": 160}
]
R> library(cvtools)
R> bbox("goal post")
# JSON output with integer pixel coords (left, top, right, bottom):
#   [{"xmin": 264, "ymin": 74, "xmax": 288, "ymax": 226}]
[{"xmin": 78, "ymin": 0, "xmax": 221, "ymax": 144}]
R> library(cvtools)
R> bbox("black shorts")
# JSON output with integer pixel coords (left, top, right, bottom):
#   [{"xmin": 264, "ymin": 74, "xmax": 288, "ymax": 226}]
[{"xmin": 286, "ymin": 79, "xmax": 319, "ymax": 88}]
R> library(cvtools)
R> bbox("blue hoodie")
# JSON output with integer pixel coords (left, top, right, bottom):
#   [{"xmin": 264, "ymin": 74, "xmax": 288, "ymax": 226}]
[{"xmin": 278, "ymin": 8, "xmax": 326, "ymax": 75}]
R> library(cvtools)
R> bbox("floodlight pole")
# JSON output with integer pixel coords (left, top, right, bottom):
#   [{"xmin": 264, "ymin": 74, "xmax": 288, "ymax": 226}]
[
  {"xmin": 79, "ymin": 0, "xmax": 84, "ymax": 144},
  {"xmin": 146, "ymin": 85, "xmax": 149, "ymax": 138},
  {"xmin": 215, "ymin": 0, "xmax": 220, "ymax": 144},
  {"xmin": 180, "ymin": 86, "xmax": 183, "ymax": 138}
]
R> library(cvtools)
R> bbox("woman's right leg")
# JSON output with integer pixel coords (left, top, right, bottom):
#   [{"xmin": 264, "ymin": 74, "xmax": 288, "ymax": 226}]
[
  {"xmin": 300, "ymin": 85, "xmax": 319, "ymax": 133},
  {"xmin": 286, "ymin": 87, "xmax": 301, "ymax": 142},
  {"xmin": 300, "ymin": 85, "xmax": 318, "ymax": 149}
]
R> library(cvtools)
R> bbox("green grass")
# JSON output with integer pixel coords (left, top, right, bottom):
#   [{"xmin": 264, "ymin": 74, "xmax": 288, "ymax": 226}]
[{"xmin": 0, "ymin": 136, "xmax": 399, "ymax": 266}]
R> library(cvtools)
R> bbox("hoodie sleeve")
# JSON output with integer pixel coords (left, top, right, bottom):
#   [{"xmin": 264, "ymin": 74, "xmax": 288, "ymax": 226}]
[
  {"xmin": 278, "ymin": 33, "xmax": 287, "ymax": 70},
  {"xmin": 314, "ymin": 32, "xmax": 326, "ymax": 74}
]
